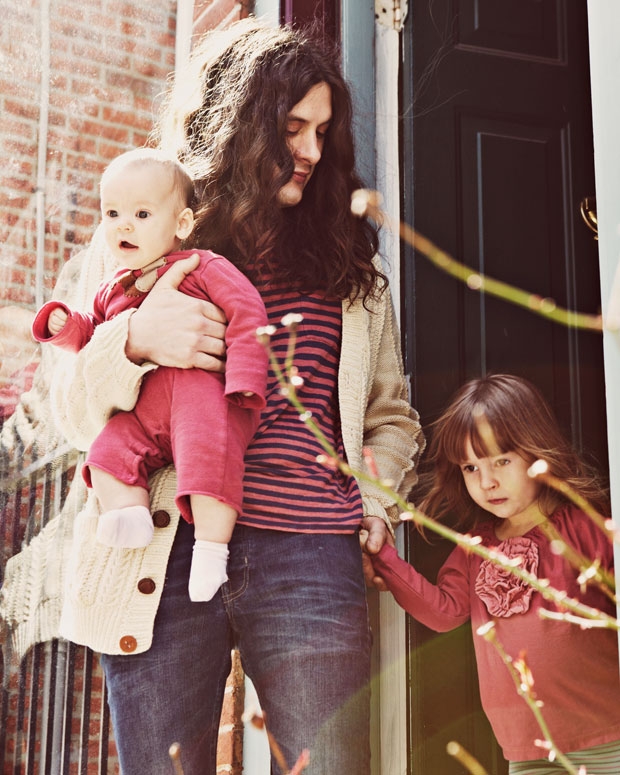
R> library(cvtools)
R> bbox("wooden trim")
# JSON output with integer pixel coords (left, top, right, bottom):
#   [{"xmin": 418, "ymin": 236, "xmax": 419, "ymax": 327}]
[{"xmin": 281, "ymin": 0, "xmax": 339, "ymax": 40}]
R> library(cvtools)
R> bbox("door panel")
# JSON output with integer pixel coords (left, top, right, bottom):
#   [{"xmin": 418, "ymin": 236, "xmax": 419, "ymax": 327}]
[
  {"xmin": 402, "ymin": 1, "xmax": 607, "ymax": 773},
  {"xmin": 458, "ymin": 0, "xmax": 561, "ymax": 59}
]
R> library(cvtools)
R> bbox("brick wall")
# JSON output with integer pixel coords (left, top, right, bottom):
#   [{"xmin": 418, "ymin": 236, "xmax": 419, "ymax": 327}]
[
  {"xmin": 0, "ymin": 0, "xmax": 179, "ymax": 306},
  {"xmin": 1, "ymin": 1, "xmax": 250, "ymax": 773}
]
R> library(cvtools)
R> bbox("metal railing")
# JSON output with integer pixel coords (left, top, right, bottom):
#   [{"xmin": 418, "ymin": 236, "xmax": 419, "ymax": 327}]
[{"xmin": 1, "ymin": 438, "xmax": 118, "ymax": 775}]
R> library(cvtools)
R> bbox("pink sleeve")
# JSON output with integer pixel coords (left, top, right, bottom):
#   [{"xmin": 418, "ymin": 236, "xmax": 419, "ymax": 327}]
[
  {"xmin": 372, "ymin": 543, "xmax": 472, "ymax": 632},
  {"xmin": 31, "ymin": 301, "xmax": 98, "ymax": 352},
  {"xmin": 195, "ymin": 258, "xmax": 269, "ymax": 407}
]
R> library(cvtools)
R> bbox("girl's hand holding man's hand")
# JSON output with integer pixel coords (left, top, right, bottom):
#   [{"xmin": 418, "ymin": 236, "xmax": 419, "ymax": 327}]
[{"xmin": 360, "ymin": 515, "xmax": 393, "ymax": 592}]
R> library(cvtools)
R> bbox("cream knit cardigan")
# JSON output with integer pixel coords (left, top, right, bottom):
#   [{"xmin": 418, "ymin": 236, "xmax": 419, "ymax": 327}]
[{"xmin": 0, "ymin": 228, "xmax": 424, "ymax": 659}]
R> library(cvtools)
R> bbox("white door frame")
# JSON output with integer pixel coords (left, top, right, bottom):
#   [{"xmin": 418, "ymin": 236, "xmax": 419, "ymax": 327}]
[{"xmin": 586, "ymin": 0, "xmax": 620, "ymax": 658}]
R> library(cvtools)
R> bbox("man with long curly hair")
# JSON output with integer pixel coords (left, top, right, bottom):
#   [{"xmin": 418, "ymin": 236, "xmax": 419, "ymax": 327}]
[{"xmin": 45, "ymin": 19, "xmax": 424, "ymax": 775}]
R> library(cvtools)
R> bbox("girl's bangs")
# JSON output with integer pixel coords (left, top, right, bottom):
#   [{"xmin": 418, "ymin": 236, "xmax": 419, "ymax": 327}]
[{"xmin": 444, "ymin": 402, "xmax": 514, "ymax": 464}]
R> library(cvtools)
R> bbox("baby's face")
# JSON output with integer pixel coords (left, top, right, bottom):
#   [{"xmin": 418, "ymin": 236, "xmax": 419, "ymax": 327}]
[{"xmin": 100, "ymin": 163, "xmax": 185, "ymax": 269}]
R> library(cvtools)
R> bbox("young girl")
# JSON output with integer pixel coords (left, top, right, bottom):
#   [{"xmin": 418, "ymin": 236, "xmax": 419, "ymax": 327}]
[{"xmin": 368, "ymin": 374, "xmax": 620, "ymax": 774}]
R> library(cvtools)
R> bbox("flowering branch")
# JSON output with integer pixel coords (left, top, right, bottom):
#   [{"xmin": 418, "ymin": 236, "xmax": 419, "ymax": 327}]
[
  {"xmin": 529, "ymin": 460, "xmax": 618, "ymax": 545},
  {"xmin": 351, "ymin": 189, "xmax": 605, "ymax": 332},
  {"xmin": 245, "ymin": 709, "xmax": 310, "ymax": 774},
  {"xmin": 168, "ymin": 743, "xmax": 184, "ymax": 775},
  {"xmin": 525, "ymin": 461, "xmax": 617, "ymax": 604},
  {"xmin": 446, "ymin": 741, "xmax": 490, "ymax": 775},
  {"xmin": 170, "ymin": 725, "xmax": 310, "ymax": 775},
  {"xmin": 477, "ymin": 624, "xmax": 585, "ymax": 774},
  {"xmin": 257, "ymin": 316, "xmax": 342, "ymax": 468}
]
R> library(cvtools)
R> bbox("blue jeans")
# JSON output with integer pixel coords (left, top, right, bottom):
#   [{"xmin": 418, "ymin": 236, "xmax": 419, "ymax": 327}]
[{"xmin": 101, "ymin": 520, "xmax": 372, "ymax": 775}]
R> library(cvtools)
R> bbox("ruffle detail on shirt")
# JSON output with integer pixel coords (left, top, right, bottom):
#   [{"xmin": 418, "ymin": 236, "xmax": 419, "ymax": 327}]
[{"xmin": 475, "ymin": 536, "xmax": 539, "ymax": 617}]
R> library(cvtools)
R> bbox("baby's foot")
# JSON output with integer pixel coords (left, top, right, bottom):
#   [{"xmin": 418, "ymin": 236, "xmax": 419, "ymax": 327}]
[
  {"xmin": 188, "ymin": 540, "xmax": 229, "ymax": 602},
  {"xmin": 96, "ymin": 506, "xmax": 154, "ymax": 548}
]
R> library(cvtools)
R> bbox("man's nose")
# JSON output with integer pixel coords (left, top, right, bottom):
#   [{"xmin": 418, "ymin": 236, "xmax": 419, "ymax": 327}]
[{"xmin": 294, "ymin": 132, "xmax": 322, "ymax": 165}]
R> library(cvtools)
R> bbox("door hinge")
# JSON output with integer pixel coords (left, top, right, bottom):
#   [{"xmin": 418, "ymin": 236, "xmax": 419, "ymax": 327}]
[{"xmin": 375, "ymin": 0, "xmax": 408, "ymax": 31}]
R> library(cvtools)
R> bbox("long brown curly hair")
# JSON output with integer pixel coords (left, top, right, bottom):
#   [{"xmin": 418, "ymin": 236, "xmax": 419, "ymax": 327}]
[
  {"xmin": 152, "ymin": 19, "xmax": 384, "ymax": 301},
  {"xmin": 419, "ymin": 374, "xmax": 609, "ymax": 528}
]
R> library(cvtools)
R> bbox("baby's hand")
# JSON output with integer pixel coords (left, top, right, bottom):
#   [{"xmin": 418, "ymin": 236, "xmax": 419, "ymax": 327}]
[
  {"xmin": 242, "ymin": 391, "xmax": 255, "ymax": 397},
  {"xmin": 48, "ymin": 308, "xmax": 68, "ymax": 335}
]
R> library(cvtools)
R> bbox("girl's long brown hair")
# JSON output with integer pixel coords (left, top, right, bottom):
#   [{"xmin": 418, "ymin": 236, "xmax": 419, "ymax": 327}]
[
  {"xmin": 420, "ymin": 374, "xmax": 609, "ymax": 528},
  {"xmin": 152, "ymin": 19, "xmax": 384, "ymax": 302}
]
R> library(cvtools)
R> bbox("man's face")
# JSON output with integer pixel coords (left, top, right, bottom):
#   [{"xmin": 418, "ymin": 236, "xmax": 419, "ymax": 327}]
[{"xmin": 277, "ymin": 81, "xmax": 332, "ymax": 208}]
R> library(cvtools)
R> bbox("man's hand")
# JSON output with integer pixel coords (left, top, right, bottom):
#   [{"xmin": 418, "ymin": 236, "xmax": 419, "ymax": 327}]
[
  {"xmin": 126, "ymin": 254, "xmax": 227, "ymax": 371},
  {"xmin": 359, "ymin": 515, "xmax": 394, "ymax": 592}
]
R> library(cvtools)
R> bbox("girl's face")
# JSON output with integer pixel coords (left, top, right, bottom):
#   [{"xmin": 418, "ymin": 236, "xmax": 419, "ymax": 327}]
[
  {"xmin": 460, "ymin": 438, "xmax": 544, "ymax": 534},
  {"xmin": 277, "ymin": 81, "xmax": 332, "ymax": 208}
]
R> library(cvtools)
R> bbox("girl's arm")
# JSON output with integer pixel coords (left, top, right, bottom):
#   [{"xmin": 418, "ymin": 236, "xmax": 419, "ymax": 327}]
[{"xmin": 371, "ymin": 542, "xmax": 472, "ymax": 632}]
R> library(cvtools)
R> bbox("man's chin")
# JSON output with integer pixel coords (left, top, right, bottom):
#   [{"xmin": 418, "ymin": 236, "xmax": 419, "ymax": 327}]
[{"xmin": 277, "ymin": 183, "xmax": 304, "ymax": 207}]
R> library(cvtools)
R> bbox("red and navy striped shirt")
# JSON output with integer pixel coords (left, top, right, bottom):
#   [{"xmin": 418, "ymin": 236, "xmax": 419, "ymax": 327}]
[{"xmin": 238, "ymin": 284, "xmax": 363, "ymax": 533}]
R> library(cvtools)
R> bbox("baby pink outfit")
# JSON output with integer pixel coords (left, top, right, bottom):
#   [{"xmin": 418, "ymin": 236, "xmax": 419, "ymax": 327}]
[{"xmin": 32, "ymin": 249, "xmax": 268, "ymax": 521}]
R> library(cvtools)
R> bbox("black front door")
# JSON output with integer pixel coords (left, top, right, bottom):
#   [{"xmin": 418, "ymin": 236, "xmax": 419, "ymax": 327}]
[{"xmin": 401, "ymin": 2, "xmax": 607, "ymax": 773}]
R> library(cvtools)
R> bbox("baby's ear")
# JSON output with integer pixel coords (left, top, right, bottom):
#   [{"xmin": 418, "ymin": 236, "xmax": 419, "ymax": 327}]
[{"xmin": 176, "ymin": 207, "xmax": 194, "ymax": 240}]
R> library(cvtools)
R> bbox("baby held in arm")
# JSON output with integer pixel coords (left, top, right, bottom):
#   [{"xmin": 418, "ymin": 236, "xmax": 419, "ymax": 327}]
[{"xmin": 32, "ymin": 148, "xmax": 268, "ymax": 602}]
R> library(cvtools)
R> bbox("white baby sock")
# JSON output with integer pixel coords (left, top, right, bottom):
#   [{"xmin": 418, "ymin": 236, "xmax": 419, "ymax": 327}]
[
  {"xmin": 96, "ymin": 505, "xmax": 154, "ymax": 549},
  {"xmin": 188, "ymin": 540, "xmax": 229, "ymax": 602}
]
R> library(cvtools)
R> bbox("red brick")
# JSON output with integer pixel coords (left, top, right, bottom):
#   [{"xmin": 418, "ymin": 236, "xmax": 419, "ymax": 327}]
[
  {"xmin": 101, "ymin": 106, "xmax": 153, "ymax": 132},
  {"xmin": 51, "ymin": 54, "xmax": 102, "ymax": 81},
  {"xmin": 0, "ymin": 117, "xmax": 36, "ymax": 140},
  {"xmin": 194, "ymin": 0, "xmax": 245, "ymax": 37}
]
